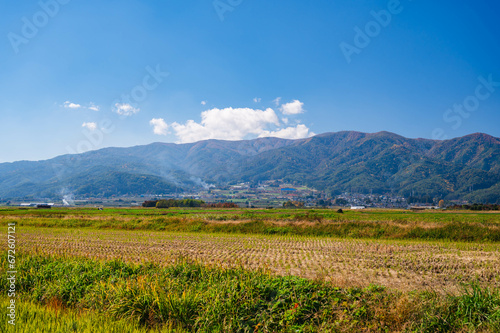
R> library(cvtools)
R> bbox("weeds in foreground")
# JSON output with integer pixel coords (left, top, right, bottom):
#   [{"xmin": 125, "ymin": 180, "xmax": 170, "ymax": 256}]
[{"xmin": 1, "ymin": 254, "xmax": 500, "ymax": 332}]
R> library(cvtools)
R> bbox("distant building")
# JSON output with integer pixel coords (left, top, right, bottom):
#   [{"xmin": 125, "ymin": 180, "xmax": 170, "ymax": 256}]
[
  {"xmin": 37, "ymin": 204, "xmax": 52, "ymax": 209},
  {"xmin": 350, "ymin": 206, "xmax": 366, "ymax": 210},
  {"xmin": 20, "ymin": 202, "xmax": 54, "ymax": 208},
  {"xmin": 410, "ymin": 206, "xmax": 438, "ymax": 210}
]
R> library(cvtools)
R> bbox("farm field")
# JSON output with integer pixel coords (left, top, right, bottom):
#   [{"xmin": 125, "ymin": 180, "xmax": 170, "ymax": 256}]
[
  {"xmin": 14, "ymin": 227, "xmax": 500, "ymax": 292},
  {"xmin": 1, "ymin": 207, "xmax": 500, "ymax": 332}
]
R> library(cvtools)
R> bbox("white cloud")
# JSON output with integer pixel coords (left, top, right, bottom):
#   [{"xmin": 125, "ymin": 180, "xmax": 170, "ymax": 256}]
[
  {"xmin": 201, "ymin": 101, "xmax": 207, "ymax": 105},
  {"xmin": 273, "ymin": 97, "xmax": 282, "ymax": 106},
  {"xmin": 280, "ymin": 100, "xmax": 304, "ymax": 115},
  {"xmin": 82, "ymin": 122, "xmax": 97, "ymax": 131},
  {"xmin": 282, "ymin": 117, "xmax": 289, "ymax": 124},
  {"xmin": 63, "ymin": 101, "xmax": 82, "ymax": 109},
  {"xmin": 62, "ymin": 101, "xmax": 101, "ymax": 111},
  {"xmin": 170, "ymin": 107, "xmax": 280, "ymax": 143},
  {"xmin": 113, "ymin": 103, "xmax": 140, "ymax": 116},
  {"xmin": 88, "ymin": 103, "xmax": 100, "ymax": 111},
  {"xmin": 150, "ymin": 118, "xmax": 169, "ymax": 135},
  {"xmin": 259, "ymin": 124, "xmax": 314, "ymax": 140},
  {"xmin": 253, "ymin": 97, "xmax": 261, "ymax": 103}
]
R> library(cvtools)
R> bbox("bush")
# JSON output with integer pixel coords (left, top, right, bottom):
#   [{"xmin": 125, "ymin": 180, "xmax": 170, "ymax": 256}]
[
  {"xmin": 156, "ymin": 199, "xmax": 205, "ymax": 209},
  {"xmin": 141, "ymin": 200, "xmax": 158, "ymax": 208}
]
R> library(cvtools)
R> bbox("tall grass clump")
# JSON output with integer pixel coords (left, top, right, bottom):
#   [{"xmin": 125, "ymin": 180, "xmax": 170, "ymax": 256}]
[
  {"xmin": 417, "ymin": 283, "xmax": 500, "ymax": 332},
  {"xmin": 0, "ymin": 298, "xmax": 176, "ymax": 333}
]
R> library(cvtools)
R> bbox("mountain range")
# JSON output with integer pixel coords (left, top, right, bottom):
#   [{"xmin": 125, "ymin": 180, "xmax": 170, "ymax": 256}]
[{"xmin": 0, "ymin": 131, "xmax": 499, "ymax": 203}]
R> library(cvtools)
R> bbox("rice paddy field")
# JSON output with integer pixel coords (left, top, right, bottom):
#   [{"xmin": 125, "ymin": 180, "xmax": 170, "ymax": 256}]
[{"xmin": 1, "ymin": 207, "xmax": 500, "ymax": 332}]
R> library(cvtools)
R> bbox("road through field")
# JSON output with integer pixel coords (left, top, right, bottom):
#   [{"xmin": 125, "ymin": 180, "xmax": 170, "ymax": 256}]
[{"xmin": 14, "ymin": 227, "xmax": 500, "ymax": 293}]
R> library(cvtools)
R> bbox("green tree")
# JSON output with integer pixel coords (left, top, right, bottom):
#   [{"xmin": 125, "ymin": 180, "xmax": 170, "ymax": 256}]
[
  {"xmin": 334, "ymin": 198, "xmax": 348, "ymax": 206},
  {"xmin": 156, "ymin": 200, "xmax": 170, "ymax": 209},
  {"xmin": 142, "ymin": 200, "xmax": 158, "ymax": 208}
]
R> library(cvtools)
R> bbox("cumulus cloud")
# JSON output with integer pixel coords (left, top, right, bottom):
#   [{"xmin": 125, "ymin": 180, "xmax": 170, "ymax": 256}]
[
  {"xmin": 113, "ymin": 103, "xmax": 140, "ymax": 116},
  {"xmin": 63, "ymin": 101, "xmax": 82, "ymax": 109},
  {"xmin": 62, "ymin": 101, "xmax": 101, "ymax": 111},
  {"xmin": 88, "ymin": 103, "xmax": 100, "ymax": 111},
  {"xmin": 273, "ymin": 97, "xmax": 282, "ymax": 106},
  {"xmin": 253, "ymin": 97, "xmax": 261, "ymax": 103},
  {"xmin": 201, "ymin": 101, "xmax": 207, "ymax": 105},
  {"xmin": 82, "ymin": 122, "xmax": 97, "ymax": 131},
  {"xmin": 150, "ymin": 118, "xmax": 169, "ymax": 135},
  {"xmin": 280, "ymin": 100, "xmax": 304, "ymax": 115},
  {"xmin": 169, "ymin": 107, "xmax": 280, "ymax": 143},
  {"xmin": 259, "ymin": 124, "xmax": 314, "ymax": 140}
]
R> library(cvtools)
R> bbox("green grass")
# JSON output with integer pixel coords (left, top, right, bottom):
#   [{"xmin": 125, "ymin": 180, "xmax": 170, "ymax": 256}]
[
  {"xmin": 418, "ymin": 284, "xmax": 500, "ymax": 332},
  {"xmin": 3, "ymin": 207, "xmax": 500, "ymax": 242},
  {"xmin": 2, "ymin": 207, "xmax": 500, "ymax": 223},
  {"xmin": 0, "ymin": 298, "xmax": 176, "ymax": 333},
  {"xmin": 1, "ymin": 254, "xmax": 500, "ymax": 332}
]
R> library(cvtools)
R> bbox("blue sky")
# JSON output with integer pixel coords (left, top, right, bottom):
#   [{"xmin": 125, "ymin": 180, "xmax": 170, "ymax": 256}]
[{"xmin": 1, "ymin": 0, "xmax": 499, "ymax": 162}]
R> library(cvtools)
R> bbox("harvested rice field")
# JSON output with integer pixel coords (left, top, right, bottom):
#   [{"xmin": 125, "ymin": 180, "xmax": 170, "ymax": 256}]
[{"xmin": 16, "ymin": 227, "xmax": 500, "ymax": 293}]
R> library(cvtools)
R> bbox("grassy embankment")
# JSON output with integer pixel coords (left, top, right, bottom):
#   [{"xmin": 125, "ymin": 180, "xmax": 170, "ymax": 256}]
[{"xmin": 2, "ymin": 207, "xmax": 500, "ymax": 242}]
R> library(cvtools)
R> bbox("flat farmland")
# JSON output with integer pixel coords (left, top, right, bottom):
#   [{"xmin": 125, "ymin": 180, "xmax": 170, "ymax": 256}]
[
  {"xmin": 2, "ymin": 207, "xmax": 500, "ymax": 332},
  {"xmin": 16, "ymin": 227, "xmax": 500, "ymax": 292}
]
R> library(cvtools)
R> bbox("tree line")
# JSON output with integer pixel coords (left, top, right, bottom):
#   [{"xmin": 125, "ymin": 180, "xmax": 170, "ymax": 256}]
[{"xmin": 450, "ymin": 204, "xmax": 499, "ymax": 211}]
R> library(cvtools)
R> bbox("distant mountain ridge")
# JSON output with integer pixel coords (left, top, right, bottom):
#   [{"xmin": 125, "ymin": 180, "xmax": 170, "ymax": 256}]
[{"xmin": 0, "ymin": 131, "xmax": 499, "ymax": 203}]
